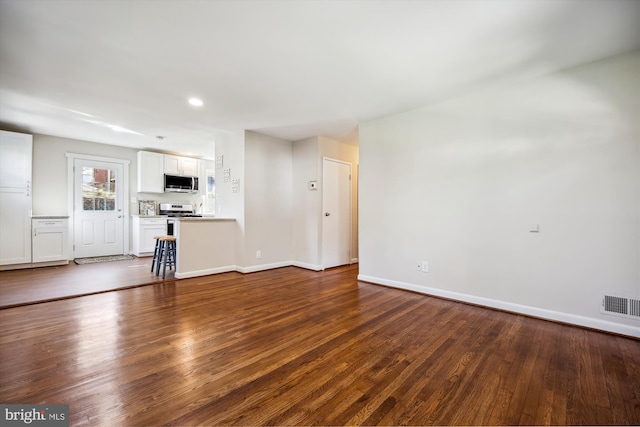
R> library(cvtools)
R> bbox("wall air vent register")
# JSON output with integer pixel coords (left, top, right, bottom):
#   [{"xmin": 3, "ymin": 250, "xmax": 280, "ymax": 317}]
[{"xmin": 601, "ymin": 293, "xmax": 640, "ymax": 319}]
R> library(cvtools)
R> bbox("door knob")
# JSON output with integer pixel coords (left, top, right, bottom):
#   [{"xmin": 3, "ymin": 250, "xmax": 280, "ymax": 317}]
[{"xmin": 325, "ymin": 212, "xmax": 331, "ymax": 217}]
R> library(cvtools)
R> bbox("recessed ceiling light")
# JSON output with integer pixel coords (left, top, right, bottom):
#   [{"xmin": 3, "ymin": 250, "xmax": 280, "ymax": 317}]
[{"xmin": 188, "ymin": 98, "xmax": 204, "ymax": 107}]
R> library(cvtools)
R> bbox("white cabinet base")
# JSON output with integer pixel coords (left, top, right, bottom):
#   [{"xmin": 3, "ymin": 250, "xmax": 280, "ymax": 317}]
[
  {"xmin": 0, "ymin": 192, "xmax": 32, "ymax": 265},
  {"xmin": 132, "ymin": 216, "xmax": 167, "ymax": 256},
  {"xmin": 32, "ymin": 217, "xmax": 69, "ymax": 264},
  {"xmin": 0, "ymin": 214, "xmax": 69, "ymax": 271},
  {"xmin": 33, "ymin": 228, "xmax": 66, "ymax": 262}
]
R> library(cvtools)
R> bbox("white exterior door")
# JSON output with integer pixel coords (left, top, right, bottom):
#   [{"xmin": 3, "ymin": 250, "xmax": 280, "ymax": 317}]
[
  {"xmin": 74, "ymin": 158, "xmax": 124, "ymax": 258},
  {"xmin": 322, "ymin": 158, "xmax": 351, "ymax": 269}
]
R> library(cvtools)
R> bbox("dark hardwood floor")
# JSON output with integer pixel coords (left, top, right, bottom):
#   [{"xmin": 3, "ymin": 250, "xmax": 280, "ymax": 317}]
[
  {"xmin": 1, "ymin": 264, "xmax": 638, "ymax": 426},
  {"xmin": 0, "ymin": 257, "xmax": 168, "ymax": 308}
]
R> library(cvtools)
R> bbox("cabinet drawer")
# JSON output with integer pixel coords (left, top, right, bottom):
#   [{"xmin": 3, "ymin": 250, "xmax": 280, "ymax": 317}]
[
  {"xmin": 139, "ymin": 218, "xmax": 167, "ymax": 225},
  {"xmin": 33, "ymin": 219, "xmax": 66, "ymax": 228}
]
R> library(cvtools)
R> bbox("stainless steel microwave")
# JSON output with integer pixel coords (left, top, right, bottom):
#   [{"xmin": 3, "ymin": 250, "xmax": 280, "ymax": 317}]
[{"xmin": 164, "ymin": 174, "xmax": 199, "ymax": 193}]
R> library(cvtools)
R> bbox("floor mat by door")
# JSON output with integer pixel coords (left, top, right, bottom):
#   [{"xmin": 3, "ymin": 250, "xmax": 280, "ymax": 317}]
[{"xmin": 74, "ymin": 255, "xmax": 137, "ymax": 265}]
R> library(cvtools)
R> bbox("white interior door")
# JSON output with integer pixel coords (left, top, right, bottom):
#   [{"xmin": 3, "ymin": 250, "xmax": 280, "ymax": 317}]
[
  {"xmin": 74, "ymin": 158, "xmax": 124, "ymax": 258},
  {"xmin": 322, "ymin": 158, "xmax": 351, "ymax": 269}
]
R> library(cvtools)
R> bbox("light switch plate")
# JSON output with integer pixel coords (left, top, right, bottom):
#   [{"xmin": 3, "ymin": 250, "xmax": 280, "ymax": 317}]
[{"xmin": 308, "ymin": 180, "xmax": 318, "ymax": 190}]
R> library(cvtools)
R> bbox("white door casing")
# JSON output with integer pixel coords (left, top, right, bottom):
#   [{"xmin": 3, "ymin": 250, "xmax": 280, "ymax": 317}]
[
  {"xmin": 322, "ymin": 158, "xmax": 351, "ymax": 269},
  {"xmin": 67, "ymin": 154, "xmax": 130, "ymax": 259}
]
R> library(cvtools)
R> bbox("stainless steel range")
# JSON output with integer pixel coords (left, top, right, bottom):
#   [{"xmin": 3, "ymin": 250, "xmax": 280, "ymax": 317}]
[
  {"xmin": 159, "ymin": 203, "xmax": 201, "ymax": 217},
  {"xmin": 159, "ymin": 203, "xmax": 202, "ymax": 235}
]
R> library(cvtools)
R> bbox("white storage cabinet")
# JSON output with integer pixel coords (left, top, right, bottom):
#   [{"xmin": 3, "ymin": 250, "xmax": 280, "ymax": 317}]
[
  {"xmin": 0, "ymin": 131, "xmax": 32, "ymax": 266},
  {"xmin": 164, "ymin": 154, "xmax": 198, "ymax": 176},
  {"xmin": 132, "ymin": 216, "xmax": 167, "ymax": 256},
  {"xmin": 32, "ymin": 218, "xmax": 69, "ymax": 263},
  {"xmin": 137, "ymin": 151, "xmax": 164, "ymax": 193}
]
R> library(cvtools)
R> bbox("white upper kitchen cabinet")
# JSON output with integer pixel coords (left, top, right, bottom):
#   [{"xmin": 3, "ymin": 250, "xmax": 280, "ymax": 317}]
[
  {"xmin": 137, "ymin": 151, "xmax": 164, "ymax": 193},
  {"xmin": 164, "ymin": 154, "xmax": 198, "ymax": 176},
  {"xmin": 0, "ymin": 130, "xmax": 32, "ymax": 189}
]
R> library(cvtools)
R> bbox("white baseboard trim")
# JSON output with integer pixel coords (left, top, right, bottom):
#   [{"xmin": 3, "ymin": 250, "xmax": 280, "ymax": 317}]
[
  {"xmin": 237, "ymin": 261, "xmax": 293, "ymax": 274},
  {"xmin": 175, "ymin": 265, "xmax": 237, "ymax": 279},
  {"xmin": 291, "ymin": 261, "xmax": 324, "ymax": 271},
  {"xmin": 351, "ymin": 258, "xmax": 359, "ymax": 264},
  {"xmin": 358, "ymin": 274, "xmax": 640, "ymax": 338},
  {"xmin": 176, "ymin": 260, "xmax": 325, "ymax": 278}
]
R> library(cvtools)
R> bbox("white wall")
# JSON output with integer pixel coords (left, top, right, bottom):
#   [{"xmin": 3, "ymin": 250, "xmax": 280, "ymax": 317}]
[
  {"xmin": 359, "ymin": 50, "xmax": 640, "ymax": 336},
  {"xmin": 32, "ymin": 134, "xmax": 139, "ymax": 216},
  {"xmin": 243, "ymin": 130, "xmax": 293, "ymax": 268},
  {"xmin": 213, "ymin": 129, "xmax": 246, "ymax": 264},
  {"xmin": 292, "ymin": 137, "xmax": 322, "ymax": 268}
]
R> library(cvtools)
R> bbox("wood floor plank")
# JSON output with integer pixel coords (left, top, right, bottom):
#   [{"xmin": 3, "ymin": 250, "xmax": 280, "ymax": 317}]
[
  {"xmin": 1, "ymin": 264, "xmax": 639, "ymax": 426},
  {"xmin": 0, "ymin": 258, "xmax": 169, "ymax": 308}
]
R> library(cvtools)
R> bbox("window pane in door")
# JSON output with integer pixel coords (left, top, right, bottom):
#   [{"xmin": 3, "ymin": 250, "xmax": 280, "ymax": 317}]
[{"xmin": 82, "ymin": 167, "xmax": 117, "ymax": 211}]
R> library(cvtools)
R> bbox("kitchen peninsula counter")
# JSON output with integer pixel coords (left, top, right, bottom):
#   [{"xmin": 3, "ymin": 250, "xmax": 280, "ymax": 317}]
[
  {"xmin": 173, "ymin": 217, "xmax": 237, "ymax": 278},
  {"xmin": 173, "ymin": 217, "xmax": 236, "ymax": 222}
]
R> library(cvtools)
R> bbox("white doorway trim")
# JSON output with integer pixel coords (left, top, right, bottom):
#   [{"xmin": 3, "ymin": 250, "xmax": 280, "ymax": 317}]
[{"xmin": 66, "ymin": 153, "xmax": 130, "ymax": 258}]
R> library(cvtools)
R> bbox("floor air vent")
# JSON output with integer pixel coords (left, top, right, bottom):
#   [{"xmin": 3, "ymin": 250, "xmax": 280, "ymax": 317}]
[{"xmin": 602, "ymin": 294, "xmax": 640, "ymax": 319}]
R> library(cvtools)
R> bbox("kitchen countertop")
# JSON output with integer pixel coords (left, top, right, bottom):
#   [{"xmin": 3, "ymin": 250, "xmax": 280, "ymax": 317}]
[
  {"xmin": 173, "ymin": 217, "xmax": 236, "ymax": 222},
  {"xmin": 130, "ymin": 215, "xmax": 234, "ymax": 221},
  {"xmin": 32, "ymin": 215, "xmax": 70, "ymax": 219}
]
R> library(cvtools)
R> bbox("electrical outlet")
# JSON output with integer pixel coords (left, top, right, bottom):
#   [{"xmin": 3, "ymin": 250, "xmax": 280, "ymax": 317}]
[
  {"xmin": 256, "ymin": 250, "xmax": 262, "ymax": 259},
  {"xmin": 421, "ymin": 261, "xmax": 429, "ymax": 273}
]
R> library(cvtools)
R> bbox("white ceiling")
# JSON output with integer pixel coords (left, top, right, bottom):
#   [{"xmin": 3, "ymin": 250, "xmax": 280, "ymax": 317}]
[{"xmin": 1, "ymin": 0, "xmax": 639, "ymax": 159}]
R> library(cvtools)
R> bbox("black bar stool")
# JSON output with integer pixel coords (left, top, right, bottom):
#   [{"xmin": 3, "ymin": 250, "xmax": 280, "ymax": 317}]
[
  {"xmin": 151, "ymin": 235, "xmax": 177, "ymax": 279},
  {"xmin": 150, "ymin": 235, "xmax": 163, "ymax": 273}
]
